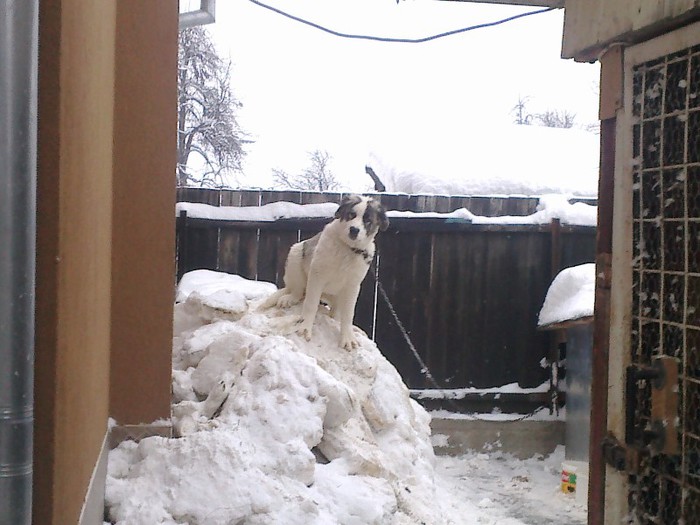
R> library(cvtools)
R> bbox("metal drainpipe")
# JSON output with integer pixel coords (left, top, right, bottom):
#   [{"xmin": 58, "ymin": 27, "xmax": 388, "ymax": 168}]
[{"xmin": 0, "ymin": 2, "xmax": 38, "ymax": 525}]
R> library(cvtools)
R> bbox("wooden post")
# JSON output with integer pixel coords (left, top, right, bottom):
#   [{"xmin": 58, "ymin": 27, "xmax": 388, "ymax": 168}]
[
  {"xmin": 548, "ymin": 218, "xmax": 564, "ymax": 414},
  {"xmin": 176, "ymin": 210, "xmax": 188, "ymax": 282}
]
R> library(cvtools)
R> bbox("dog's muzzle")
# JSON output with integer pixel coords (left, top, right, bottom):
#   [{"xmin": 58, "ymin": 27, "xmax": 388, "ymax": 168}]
[{"xmin": 348, "ymin": 226, "xmax": 359, "ymax": 240}]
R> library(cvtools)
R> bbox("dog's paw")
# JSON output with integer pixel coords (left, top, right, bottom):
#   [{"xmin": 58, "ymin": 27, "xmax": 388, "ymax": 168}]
[
  {"xmin": 277, "ymin": 293, "xmax": 300, "ymax": 309},
  {"xmin": 201, "ymin": 378, "xmax": 232, "ymax": 418},
  {"xmin": 295, "ymin": 319, "xmax": 314, "ymax": 341},
  {"xmin": 340, "ymin": 334, "xmax": 359, "ymax": 351}
]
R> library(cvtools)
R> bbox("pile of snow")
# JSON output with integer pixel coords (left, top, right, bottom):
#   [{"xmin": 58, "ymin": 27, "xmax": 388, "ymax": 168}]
[
  {"xmin": 106, "ymin": 270, "xmax": 440, "ymax": 525},
  {"xmin": 538, "ymin": 263, "xmax": 596, "ymax": 328},
  {"xmin": 368, "ymin": 125, "xmax": 599, "ymax": 198},
  {"xmin": 174, "ymin": 270, "xmax": 278, "ymax": 304},
  {"xmin": 177, "ymin": 193, "xmax": 597, "ymax": 227}
]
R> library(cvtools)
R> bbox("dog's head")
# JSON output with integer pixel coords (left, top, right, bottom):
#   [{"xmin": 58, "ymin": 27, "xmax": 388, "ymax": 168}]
[{"xmin": 334, "ymin": 195, "xmax": 389, "ymax": 245}]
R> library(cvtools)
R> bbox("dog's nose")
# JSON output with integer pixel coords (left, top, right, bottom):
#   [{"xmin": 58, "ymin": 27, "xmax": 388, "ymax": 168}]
[{"xmin": 348, "ymin": 226, "xmax": 359, "ymax": 239}]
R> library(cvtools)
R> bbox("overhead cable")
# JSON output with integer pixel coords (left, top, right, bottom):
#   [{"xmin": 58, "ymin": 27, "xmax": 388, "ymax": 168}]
[{"xmin": 247, "ymin": 0, "xmax": 555, "ymax": 44}]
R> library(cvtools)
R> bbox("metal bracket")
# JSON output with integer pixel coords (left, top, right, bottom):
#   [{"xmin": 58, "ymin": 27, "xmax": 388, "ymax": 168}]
[
  {"xmin": 602, "ymin": 435, "xmax": 627, "ymax": 471},
  {"xmin": 625, "ymin": 356, "xmax": 679, "ymax": 455},
  {"xmin": 179, "ymin": 0, "xmax": 216, "ymax": 29},
  {"xmin": 602, "ymin": 434, "xmax": 642, "ymax": 473}
]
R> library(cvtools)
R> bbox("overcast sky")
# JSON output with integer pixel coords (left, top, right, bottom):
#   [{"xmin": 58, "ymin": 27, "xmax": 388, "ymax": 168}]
[{"xmin": 200, "ymin": 0, "xmax": 600, "ymax": 190}]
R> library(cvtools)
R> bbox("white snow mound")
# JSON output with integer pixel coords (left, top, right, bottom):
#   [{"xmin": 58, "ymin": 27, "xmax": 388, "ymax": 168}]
[
  {"xmin": 538, "ymin": 263, "xmax": 596, "ymax": 328},
  {"xmin": 106, "ymin": 270, "xmax": 439, "ymax": 525}
]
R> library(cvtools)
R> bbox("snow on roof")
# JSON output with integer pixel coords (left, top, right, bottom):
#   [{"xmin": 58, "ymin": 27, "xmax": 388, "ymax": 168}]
[
  {"xmin": 177, "ymin": 193, "xmax": 597, "ymax": 226},
  {"xmin": 538, "ymin": 263, "xmax": 596, "ymax": 328},
  {"xmin": 367, "ymin": 125, "xmax": 599, "ymax": 197}
]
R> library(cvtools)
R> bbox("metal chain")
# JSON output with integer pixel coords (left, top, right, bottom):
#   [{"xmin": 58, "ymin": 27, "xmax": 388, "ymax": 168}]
[{"xmin": 371, "ymin": 255, "xmax": 549, "ymax": 423}]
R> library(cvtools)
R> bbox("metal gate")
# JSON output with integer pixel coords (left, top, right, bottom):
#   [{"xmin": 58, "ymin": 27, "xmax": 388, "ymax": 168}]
[{"xmin": 626, "ymin": 32, "xmax": 700, "ymax": 524}]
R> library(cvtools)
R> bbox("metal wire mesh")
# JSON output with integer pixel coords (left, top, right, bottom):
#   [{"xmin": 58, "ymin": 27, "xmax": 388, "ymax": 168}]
[{"xmin": 630, "ymin": 44, "xmax": 700, "ymax": 523}]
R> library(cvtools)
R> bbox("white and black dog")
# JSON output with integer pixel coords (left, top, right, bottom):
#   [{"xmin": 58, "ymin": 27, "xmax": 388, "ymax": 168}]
[{"xmin": 261, "ymin": 195, "xmax": 389, "ymax": 349}]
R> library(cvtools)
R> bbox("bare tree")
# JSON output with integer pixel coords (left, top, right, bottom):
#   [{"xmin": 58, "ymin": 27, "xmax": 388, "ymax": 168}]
[
  {"xmin": 512, "ymin": 97, "xmax": 577, "ymax": 129},
  {"xmin": 511, "ymin": 95, "xmax": 533, "ymax": 125},
  {"xmin": 534, "ymin": 109, "xmax": 576, "ymax": 129},
  {"xmin": 272, "ymin": 150, "xmax": 340, "ymax": 191},
  {"xmin": 177, "ymin": 27, "xmax": 246, "ymax": 187}
]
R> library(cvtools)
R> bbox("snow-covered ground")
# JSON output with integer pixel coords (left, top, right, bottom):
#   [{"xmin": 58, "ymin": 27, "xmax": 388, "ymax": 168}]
[
  {"xmin": 435, "ymin": 446, "xmax": 586, "ymax": 524},
  {"xmin": 104, "ymin": 270, "xmax": 587, "ymax": 524}
]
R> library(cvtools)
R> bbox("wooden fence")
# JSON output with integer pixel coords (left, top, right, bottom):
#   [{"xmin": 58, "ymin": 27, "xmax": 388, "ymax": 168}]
[
  {"xmin": 176, "ymin": 188, "xmax": 597, "ymax": 412},
  {"xmin": 176, "ymin": 187, "xmax": 597, "ymax": 216}
]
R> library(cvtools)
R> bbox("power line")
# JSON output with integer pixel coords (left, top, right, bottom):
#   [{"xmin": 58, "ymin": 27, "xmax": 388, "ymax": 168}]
[{"xmin": 247, "ymin": 0, "xmax": 555, "ymax": 44}]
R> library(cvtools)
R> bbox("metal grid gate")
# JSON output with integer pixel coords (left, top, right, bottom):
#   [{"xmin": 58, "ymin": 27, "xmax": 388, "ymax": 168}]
[{"xmin": 629, "ymin": 43, "xmax": 700, "ymax": 523}]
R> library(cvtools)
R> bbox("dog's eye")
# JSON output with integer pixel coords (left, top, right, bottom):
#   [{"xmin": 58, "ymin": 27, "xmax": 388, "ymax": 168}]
[{"xmin": 348, "ymin": 212, "xmax": 356, "ymax": 219}]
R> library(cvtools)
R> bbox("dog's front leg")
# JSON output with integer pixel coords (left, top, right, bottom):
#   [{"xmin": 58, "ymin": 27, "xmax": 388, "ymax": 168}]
[
  {"xmin": 297, "ymin": 276, "xmax": 324, "ymax": 341},
  {"xmin": 336, "ymin": 285, "xmax": 361, "ymax": 350}
]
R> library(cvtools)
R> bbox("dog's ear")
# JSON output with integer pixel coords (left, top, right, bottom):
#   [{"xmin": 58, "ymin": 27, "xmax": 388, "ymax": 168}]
[{"xmin": 335, "ymin": 195, "xmax": 360, "ymax": 220}]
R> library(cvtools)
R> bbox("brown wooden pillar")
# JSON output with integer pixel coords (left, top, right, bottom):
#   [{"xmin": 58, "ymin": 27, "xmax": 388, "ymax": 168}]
[
  {"xmin": 588, "ymin": 45, "xmax": 623, "ymax": 525},
  {"xmin": 34, "ymin": 2, "xmax": 117, "ymax": 523},
  {"xmin": 110, "ymin": 0, "xmax": 179, "ymax": 425}
]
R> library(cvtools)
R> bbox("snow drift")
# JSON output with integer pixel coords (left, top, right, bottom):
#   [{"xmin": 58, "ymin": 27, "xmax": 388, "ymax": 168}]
[{"xmin": 106, "ymin": 270, "xmax": 440, "ymax": 524}]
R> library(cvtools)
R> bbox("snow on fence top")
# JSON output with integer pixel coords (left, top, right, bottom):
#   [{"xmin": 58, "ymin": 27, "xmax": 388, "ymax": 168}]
[
  {"xmin": 176, "ymin": 194, "xmax": 597, "ymax": 227},
  {"xmin": 538, "ymin": 263, "xmax": 596, "ymax": 328}
]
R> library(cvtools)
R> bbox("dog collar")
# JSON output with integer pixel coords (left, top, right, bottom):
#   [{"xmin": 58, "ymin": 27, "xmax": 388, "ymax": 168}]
[{"xmin": 350, "ymin": 247, "xmax": 372, "ymax": 263}]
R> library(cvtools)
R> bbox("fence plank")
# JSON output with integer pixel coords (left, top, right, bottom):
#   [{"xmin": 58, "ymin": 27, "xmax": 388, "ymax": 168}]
[
  {"xmin": 230, "ymin": 191, "xmax": 262, "ymax": 280},
  {"xmin": 177, "ymin": 187, "xmax": 221, "ymax": 205},
  {"xmin": 220, "ymin": 190, "xmax": 242, "ymax": 207},
  {"xmin": 353, "ymin": 271, "xmax": 376, "ymax": 342},
  {"xmin": 236, "ymin": 230, "xmax": 258, "ymax": 280},
  {"xmin": 218, "ymin": 229, "xmax": 242, "ymax": 276},
  {"xmin": 239, "ymin": 190, "xmax": 261, "ymax": 207},
  {"xmin": 430, "ymin": 232, "xmax": 459, "ymax": 388},
  {"xmin": 256, "ymin": 230, "xmax": 279, "ymax": 284},
  {"xmin": 260, "ymin": 190, "xmax": 302, "ymax": 206},
  {"xmin": 275, "ymin": 231, "xmax": 299, "ymax": 285},
  {"xmin": 177, "ymin": 190, "xmax": 219, "ymax": 278},
  {"xmin": 375, "ymin": 230, "xmax": 427, "ymax": 387},
  {"xmin": 300, "ymin": 192, "xmax": 343, "ymax": 205},
  {"xmin": 217, "ymin": 191, "xmax": 244, "ymax": 274}
]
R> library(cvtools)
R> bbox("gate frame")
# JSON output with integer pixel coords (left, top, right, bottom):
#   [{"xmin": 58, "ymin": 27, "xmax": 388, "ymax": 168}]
[{"xmin": 605, "ymin": 19, "xmax": 700, "ymax": 524}]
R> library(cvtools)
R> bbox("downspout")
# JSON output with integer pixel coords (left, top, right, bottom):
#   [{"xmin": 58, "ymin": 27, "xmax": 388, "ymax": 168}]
[{"xmin": 0, "ymin": 2, "xmax": 38, "ymax": 525}]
